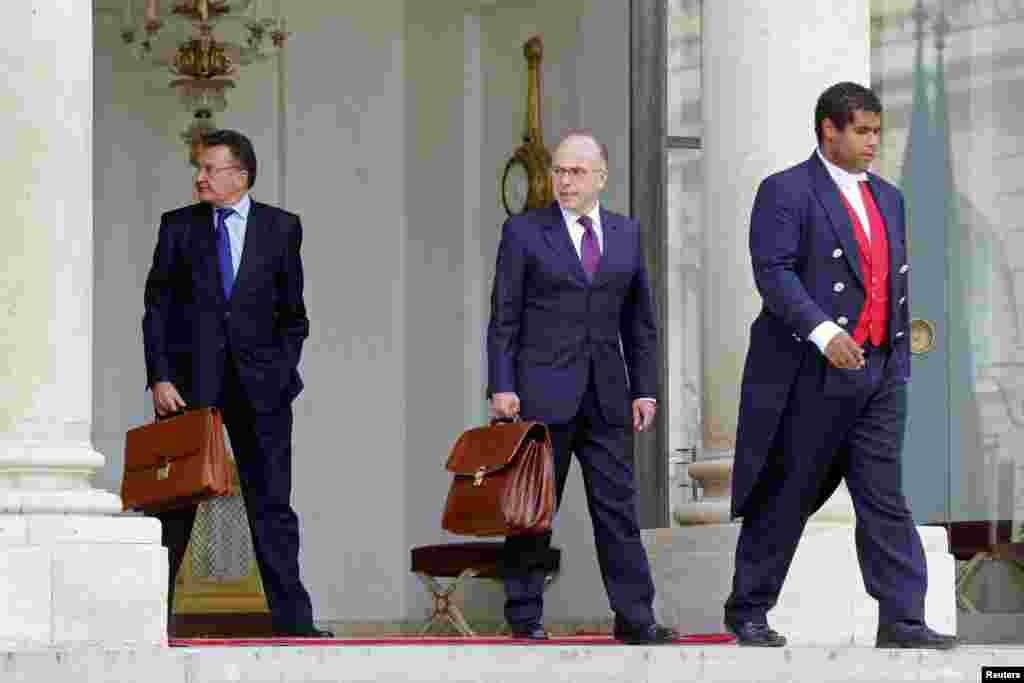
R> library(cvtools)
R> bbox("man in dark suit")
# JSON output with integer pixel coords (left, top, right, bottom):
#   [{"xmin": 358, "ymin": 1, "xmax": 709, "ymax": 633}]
[
  {"xmin": 142, "ymin": 129, "xmax": 330, "ymax": 638},
  {"xmin": 723, "ymin": 83, "xmax": 956, "ymax": 649},
  {"xmin": 487, "ymin": 130, "xmax": 675, "ymax": 644}
]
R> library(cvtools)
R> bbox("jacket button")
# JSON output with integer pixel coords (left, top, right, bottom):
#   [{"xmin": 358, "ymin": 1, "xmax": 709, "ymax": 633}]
[
  {"xmin": 899, "ymin": 296, "xmax": 906, "ymax": 305},
  {"xmin": 832, "ymin": 248, "xmax": 843, "ymax": 259},
  {"xmin": 895, "ymin": 330, "xmax": 905, "ymax": 338},
  {"xmin": 833, "ymin": 282, "xmax": 845, "ymax": 293},
  {"xmin": 837, "ymin": 316, "xmax": 849, "ymax": 326},
  {"xmin": 899, "ymin": 264, "xmax": 909, "ymax": 274}
]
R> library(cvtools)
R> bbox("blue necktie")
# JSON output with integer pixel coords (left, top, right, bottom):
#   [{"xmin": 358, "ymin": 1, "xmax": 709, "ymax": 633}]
[{"xmin": 215, "ymin": 207, "xmax": 235, "ymax": 299}]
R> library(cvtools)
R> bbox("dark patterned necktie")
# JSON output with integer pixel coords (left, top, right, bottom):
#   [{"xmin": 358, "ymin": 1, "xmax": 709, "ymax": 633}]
[
  {"xmin": 579, "ymin": 215, "xmax": 601, "ymax": 281},
  {"xmin": 215, "ymin": 207, "xmax": 235, "ymax": 298}
]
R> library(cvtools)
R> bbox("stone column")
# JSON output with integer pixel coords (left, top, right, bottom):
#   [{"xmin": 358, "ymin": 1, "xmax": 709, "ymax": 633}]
[
  {"xmin": 0, "ymin": 3, "xmax": 165, "ymax": 648},
  {"xmin": 694, "ymin": 0, "xmax": 872, "ymax": 521}
]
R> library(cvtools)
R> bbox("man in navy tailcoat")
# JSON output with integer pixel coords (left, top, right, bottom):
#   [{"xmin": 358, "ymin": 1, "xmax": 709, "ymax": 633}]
[{"xmin": 723, "ymin": 83, "xmax": 956, "ymax": 649}]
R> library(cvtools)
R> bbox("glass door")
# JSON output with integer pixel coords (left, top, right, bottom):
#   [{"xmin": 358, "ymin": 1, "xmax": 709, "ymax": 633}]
[{"xmin": 872, "ymin": 0, "xmax": 1024, "ymax": 642}]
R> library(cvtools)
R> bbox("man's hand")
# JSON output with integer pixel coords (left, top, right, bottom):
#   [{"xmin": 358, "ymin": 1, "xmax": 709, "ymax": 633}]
[
  {"xmin": 490, "ymin": 392, "xmax": 520, "ymax": 420},
  {"xmin": 152, "ymin": 381, "xmax": 187, "ymax": 417},
  {"xmin": 633, "ymin": 400, "xmax": 657, "ymax": 432},
  {"xmin": 824, "ymin": 332, "xmax": 865, "ymax": 370}
]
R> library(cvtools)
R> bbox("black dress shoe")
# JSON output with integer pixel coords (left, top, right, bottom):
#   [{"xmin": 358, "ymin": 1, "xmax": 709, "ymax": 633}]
[
  {"xmin": 876, "ymin": 622, "xmax": 957, "ymax": 650},
  {"xmin": 724, "ymin": 619, "xmax": 786, "ymax": 647},
  {"xmin": 613, "ymin": 620, "xmax": 678, "ymax": 645},
  {"xmin": 273, "ymin": 626, "xmax": 335, "ymax": 638},
  {"xmin": 509, "ymin": 623, "xmax": 549, "ymax": 640}
]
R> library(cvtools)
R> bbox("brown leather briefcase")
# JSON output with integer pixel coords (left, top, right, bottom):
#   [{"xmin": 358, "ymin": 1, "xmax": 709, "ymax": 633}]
[
  {"xmin": 121, "ymin": 408, "xmax": 232, "ymax": 513},
  {"xmin": 441, "ymin": 419, "xmax": 555, "ymax": 537}
]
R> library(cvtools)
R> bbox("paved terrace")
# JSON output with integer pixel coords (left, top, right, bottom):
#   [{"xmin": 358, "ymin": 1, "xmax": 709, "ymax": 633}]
[{"xmin": 3, "ymin": 642, "xmax": 1022, "ymax": 682}]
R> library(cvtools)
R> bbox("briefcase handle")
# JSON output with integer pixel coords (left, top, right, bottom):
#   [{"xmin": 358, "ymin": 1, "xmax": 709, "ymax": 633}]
[{"xmin": 155, "ymin": 406, "xmax": 220, "ymax": 423}]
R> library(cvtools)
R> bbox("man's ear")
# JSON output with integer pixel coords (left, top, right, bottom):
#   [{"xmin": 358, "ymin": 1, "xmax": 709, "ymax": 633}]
[{"xmin": 821, "ymin": 117, "xmax": 837, "ymax": 143}]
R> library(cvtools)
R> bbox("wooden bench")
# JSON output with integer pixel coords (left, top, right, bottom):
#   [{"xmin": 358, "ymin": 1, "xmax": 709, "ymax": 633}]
[
  {"xmin": 944, "ymin": 521, "xmax": 1024, "ymax": 612},
  {"xmin": 410, "ymin": 542, "xmax": 561, "ymax": 636}
]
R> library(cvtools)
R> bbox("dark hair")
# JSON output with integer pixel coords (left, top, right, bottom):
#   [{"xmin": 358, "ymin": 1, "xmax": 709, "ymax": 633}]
[
  {"xmin": 201, "ymin": 129, "xmax": 258, "ymax": 190},
  {"xmin": 814, "ymin": 82, "xmax": 882, "ymax": 143},
  {"xmin": 556, "ymin": 128, "xmax": 609, "ymax": 166}
]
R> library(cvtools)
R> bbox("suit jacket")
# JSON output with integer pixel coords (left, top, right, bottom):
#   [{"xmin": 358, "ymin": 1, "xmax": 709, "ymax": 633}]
[
  {"xmin": 142, "ymin": 201, "xmax": 309, "ymax": 414},
  {"xmin": 487, "ymin": 202, "xmax": 657, "ymax": 427},
  {"xmin": 732, "ymin": 152, "xmax": 912, "ymax": 518}
]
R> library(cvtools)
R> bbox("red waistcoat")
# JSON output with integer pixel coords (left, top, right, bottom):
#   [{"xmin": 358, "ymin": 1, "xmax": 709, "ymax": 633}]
[{"xmin": 839, "ymin": 182, "xmax": 889, "ymax": 346}]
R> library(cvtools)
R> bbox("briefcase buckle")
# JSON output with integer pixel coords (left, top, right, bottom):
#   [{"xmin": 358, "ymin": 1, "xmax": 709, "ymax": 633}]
[
  {"xmin": 157, "ymin": 460, "xmax": 171, "ymax": 481},
  {"xmin": 473, "ymin": 466, "xmax": 486, "ymax": 487}
]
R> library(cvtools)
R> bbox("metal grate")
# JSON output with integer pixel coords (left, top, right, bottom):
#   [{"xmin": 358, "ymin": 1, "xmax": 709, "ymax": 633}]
[{"xmin": 191, "ymin": 494, "xmax": 254, "ymax": 580}]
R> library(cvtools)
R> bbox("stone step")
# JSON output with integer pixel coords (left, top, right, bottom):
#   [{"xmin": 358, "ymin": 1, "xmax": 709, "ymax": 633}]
[
  {"xmin": 2, "ymin": 644, "xmax": 1021, "ymax": 682},
  {"xmin": 643, "ymin": 524, "xmax": 956, "ymax": 647}
]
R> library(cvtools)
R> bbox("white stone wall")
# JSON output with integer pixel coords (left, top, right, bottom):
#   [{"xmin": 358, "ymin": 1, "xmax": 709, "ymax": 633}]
[{"xmin": 700, "ymin": 0, "xmax": 871, "ymax": 456}]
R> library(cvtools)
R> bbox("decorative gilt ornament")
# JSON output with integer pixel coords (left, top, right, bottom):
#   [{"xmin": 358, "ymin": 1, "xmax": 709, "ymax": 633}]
[
  {"xmin": 118, "ymin": 0, "xmax": 291, "ymax": 160},
  {"xmin": 910, "ymin": 318, "xmax": 936, "ymax": 355},
  {"xmin": 171, "ymin": 0, "xmax": 230, "ymax": 22},
  {"xmin": 502, "ymin": 36, "xmax": 554, "ymax": 216},
  {"xmin": 172, "ymin": 24, "xmax": 235, "ymax": 80}
]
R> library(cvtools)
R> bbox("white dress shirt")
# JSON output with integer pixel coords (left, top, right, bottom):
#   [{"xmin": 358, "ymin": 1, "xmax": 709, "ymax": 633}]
[
  {"xmin": 212, "ymin": 193, "xmax": 251, "ymax": 278},
  {"xmin": 807, "ymin": 151, "xmax": 871, "ymax": 354},
  {"xmin": 816, "ymin": 148, "xmax": 871, "ymax": 240}
]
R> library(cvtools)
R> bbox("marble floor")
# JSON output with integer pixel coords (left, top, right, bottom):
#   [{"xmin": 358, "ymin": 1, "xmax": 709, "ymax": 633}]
[{"xmin": 3, "ymin": 642, "xmax": 1022, "ymax": 683}]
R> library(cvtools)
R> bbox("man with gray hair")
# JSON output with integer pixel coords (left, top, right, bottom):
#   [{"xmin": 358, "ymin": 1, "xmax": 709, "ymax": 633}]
[
  {"xmin": 142, "ymin": 129, "xmax": 329, "ymax": 638},
  {"xmin": 487, "ymin": 130, "xmax": 675, "ymax": 644}
]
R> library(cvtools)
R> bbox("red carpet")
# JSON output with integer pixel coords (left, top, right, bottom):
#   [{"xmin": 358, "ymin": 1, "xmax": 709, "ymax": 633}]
[{"xmin": 171, "ymin": 633, "xmax": 734, "ymax": 647}]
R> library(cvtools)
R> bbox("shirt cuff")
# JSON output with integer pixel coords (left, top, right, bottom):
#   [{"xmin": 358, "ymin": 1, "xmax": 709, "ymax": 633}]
[
  {"xmin": 808, "ymin": 320, "xmax": 844, "ymax": 355},
  {"xmin": 635, "ymin": 397, "xmax": 657, "ymax": 404}
]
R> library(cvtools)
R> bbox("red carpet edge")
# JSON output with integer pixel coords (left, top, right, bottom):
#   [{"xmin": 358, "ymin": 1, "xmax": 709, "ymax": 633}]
[{"xmin": 171, "ymin": 633, "xmax": 735, "ymax": 647}]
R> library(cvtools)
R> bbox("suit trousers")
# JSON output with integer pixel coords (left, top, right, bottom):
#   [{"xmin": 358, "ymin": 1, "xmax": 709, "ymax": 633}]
[
  {"xmin": 725, "ymin": 345, "xmax": 927, "ymax": 627},
  {"xmin": 502, "ymin": 365, "xmax": 656, "ymax": 629},
  {"xmin": 157, "ymin": 354, "xmax": 314, "ymax": 633}
]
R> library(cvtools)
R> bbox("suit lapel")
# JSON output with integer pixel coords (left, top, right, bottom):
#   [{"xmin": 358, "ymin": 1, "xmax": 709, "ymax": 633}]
[
  {"xmin": 867, "ymin": 174, "xmax": 904, "ymax": 311},
  {"xmin": 232, "ymin": 201, "xmax": 267, "ymax": 300},
  {"xmin": 191, "ymin": 203, "xmax": 225, "ymax": 305},
  {"xmin": 810, "ymin": 153, "xmax": 865, "ymax": 288},
  {"xmin": 593, "ymin": 207, "xmax": 620, "ymax": 287},
  {"xmin": 541, "ymin": 203, "xmax": 588, "ymax": 285},
  {"xmin": 867, "ymin": 174, "xmax": 900, "ymax": 246}
]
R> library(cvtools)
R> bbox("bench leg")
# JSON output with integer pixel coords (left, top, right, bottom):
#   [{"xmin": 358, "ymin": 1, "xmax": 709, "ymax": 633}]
[
  {"xmin": 415, "ymin": 569, "xmax": 479, "ymax": 637},
  {"xmin": 956, "ymin": 553, "xmax": 988, "ymax": 613}
]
